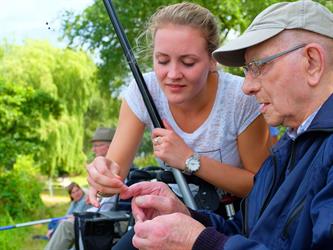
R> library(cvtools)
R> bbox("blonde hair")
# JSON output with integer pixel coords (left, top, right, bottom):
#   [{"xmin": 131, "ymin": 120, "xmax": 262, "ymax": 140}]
[{"xmin": 140, "ymin": 2, "xmax": 219, "ymax": 57}]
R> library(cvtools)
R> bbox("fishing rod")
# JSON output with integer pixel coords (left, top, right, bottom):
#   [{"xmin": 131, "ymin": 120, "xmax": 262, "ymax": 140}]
[
  {"xmin": 0, "ymin": 216, "xmax": 68, "ymax": 231},
  {"xmin": 102, "ymin": 0, "xmax": 197, "ymax": 210}
]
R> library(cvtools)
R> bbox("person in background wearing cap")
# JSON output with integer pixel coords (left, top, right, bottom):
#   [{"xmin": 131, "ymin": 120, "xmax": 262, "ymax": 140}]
[
  {"xmin": 45, "ymin": 128, "xmax": 116, "ymax": 250},
  {"xmin": 114, "ymin": 1, "xmax": 333, "ymax": 249}
]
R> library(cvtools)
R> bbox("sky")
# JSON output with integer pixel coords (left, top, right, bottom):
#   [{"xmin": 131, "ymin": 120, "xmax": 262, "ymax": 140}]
[{"xmin": 0, "ymin": 0, "xmax": 94, "ymax": 48}]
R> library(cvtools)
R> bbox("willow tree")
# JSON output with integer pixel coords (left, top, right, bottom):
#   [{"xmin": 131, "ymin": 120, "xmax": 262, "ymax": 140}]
[{"xmin": 0, "ymin": 40, "xmax": 100, "ymax": 181}]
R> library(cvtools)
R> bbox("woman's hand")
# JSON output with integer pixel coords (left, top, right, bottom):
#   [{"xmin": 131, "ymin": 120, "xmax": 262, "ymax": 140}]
[
  {"xmin": 86, "ymin": 156, "xmax": 127, "ymax": 207},
  {"xmin": 152, "ymin": 120, "xmax": 193, "ymax": 170}
]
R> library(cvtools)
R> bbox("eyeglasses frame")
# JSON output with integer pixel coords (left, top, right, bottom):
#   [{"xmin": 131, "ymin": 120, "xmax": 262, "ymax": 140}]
[{"xmin": 243, "ymin": 43, "xmax": 307, "ymax": 77}]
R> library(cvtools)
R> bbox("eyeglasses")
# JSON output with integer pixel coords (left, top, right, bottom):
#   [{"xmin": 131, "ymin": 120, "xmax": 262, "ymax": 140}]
[{"xmin": 243, "ymin": 44, "xmax": 306, "ymax": 78}]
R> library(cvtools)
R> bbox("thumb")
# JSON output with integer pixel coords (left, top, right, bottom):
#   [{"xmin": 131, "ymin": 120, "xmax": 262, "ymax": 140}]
[
  {"xmin": 110, "ymin": 161, "xmax": 121, "ymax": 177},
  {"xmin": 135, "ymin": 195, "xmax": 171, "ymax": 213},
  {"xmin": 87, "ymin": 187, "xmax": 100, "ymax": 208},
  {"xmin": 163, "ymin": 119, "xmax": 173, "ymax": 131}
]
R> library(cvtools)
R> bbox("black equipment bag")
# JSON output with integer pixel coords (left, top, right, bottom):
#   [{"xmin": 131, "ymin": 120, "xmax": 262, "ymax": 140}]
[
  {"xmin": 74, "ymin": 209, "xmax": 131, "ymax": 250},
  {"xmin": 74, "ymin": 212, "xmax": 115, "ymax": 250}
]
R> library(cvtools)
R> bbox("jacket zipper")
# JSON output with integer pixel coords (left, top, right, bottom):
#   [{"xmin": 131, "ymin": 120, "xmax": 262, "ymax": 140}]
[
  {"xmin": 282, "ymin": 197, "xmax": 306, "ymax": 239},
  {"xmin": 241, "ymin": 197, "xmax": 248, "ymax": 236},
  {"xmin": 259, "ymin": 141, "xmax": 297, "ymax": 217},
  {"xmin": 252, "ymin": 129, "xmax": 332, "ymax": 236}
]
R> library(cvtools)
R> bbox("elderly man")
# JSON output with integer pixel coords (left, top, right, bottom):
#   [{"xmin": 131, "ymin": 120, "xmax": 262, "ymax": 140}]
[
  {"xmin": 116, "ymin": 1, "xmax": 333, "ymax": 249},
  {"xmin": 45, "ymin": 127, "xmax": 115, "ymax": 250}
]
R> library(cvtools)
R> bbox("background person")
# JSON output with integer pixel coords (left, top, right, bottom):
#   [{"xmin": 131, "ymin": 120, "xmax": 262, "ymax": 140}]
[
  {"xmin": 45, "ymin": 127, "xmax": 116, "ymax": 250},
  {"xmin": 116, "ymin": 1, "xmax": 333, "ymax": 249},
  {"xmin": 46, "ymin": 182, "xmax": 90, "ymax": 239}
]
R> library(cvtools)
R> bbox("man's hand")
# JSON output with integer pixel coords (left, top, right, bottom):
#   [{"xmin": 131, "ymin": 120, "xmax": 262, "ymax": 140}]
[
  {"xmin": 133, "ymin": 213, "xmax": 205, "ymax": 250},
  {"xmin": 120, "ymin": 181, "xmax": 191, "ymax": 222}
]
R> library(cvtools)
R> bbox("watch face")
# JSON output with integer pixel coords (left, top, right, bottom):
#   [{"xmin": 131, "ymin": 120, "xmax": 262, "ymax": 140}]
[
  {"xmin": 189, "ymin": 159, "xmax": 200, "ymax": 171},
  {"xmin": 184, "ymin": 153, "xmax": 200, "ymax": 175}
]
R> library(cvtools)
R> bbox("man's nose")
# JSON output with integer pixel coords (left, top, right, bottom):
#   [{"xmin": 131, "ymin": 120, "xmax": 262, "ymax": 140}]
[{"xmin": 242, "ymin": 75, "xmax": 261, "ymax": 96}]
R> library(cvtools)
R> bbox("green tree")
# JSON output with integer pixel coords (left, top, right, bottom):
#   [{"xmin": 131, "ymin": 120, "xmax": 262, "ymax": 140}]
[
  {"xmin": 0, "ymin": 79, "xmax": 61, "ymax": 169},
  {"xmin": 61, "ymin": 0, "xmax": 333, "ymax": 86},
  {"xmin": 0, "ymin": 40, "xmax": 106, "ymax": 176}
]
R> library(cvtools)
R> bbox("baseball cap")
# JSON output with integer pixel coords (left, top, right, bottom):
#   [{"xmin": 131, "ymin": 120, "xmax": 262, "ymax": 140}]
[
  {"xmin": 213, "ymin": 0, "xmax": 333, "ymax": 67},
  {"xmin": 91, "ymin": 127, "xmax": 115, "ymax": 142}
]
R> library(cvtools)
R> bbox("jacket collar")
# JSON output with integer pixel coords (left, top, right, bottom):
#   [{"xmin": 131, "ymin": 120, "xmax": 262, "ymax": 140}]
[{"xmin": 308, "ymin": 93, "xmax": 333, "ymax": 131}]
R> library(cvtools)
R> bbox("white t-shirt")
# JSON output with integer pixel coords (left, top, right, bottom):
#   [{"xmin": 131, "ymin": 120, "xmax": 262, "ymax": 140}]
[
  {"xmin": 122, "ymin": 70, "xmax": 260, "ymax": 169},
  {"xmin": 87, "ymin": 197, "xmax": 116, "ymax": 212}
]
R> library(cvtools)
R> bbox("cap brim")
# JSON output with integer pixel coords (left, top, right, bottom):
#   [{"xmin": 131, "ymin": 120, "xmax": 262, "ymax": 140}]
[{"xmin": 213, "ymin": 28, "xmax": 284, "ymax": 67}]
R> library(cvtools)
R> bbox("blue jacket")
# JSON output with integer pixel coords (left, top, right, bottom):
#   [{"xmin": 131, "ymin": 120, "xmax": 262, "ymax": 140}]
[{"xmin": 192, "ymin": 94, "xmax": 333, "ymax": 250}]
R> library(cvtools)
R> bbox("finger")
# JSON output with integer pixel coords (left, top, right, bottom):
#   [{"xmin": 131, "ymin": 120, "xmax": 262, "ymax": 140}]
[
  {"xmin": 87, "ymin": 187, "xmax": 100, "ymax": 208},
  {"xmin": 119, "ymin": 186, "xmax": 134, "ymax": 199},
  {"xmin": 133, "ymin": 220, "xmax": 159, "ymax": 249},
  {"xmin": 131, "ymin": 200, "xmax": 146, "ymax": 222},
  {"xmin": 110, "ymin": 161, "xmax": 121, "ymax": 177},
  {"xmin": 91, "ymin": 157, "xmax": 114, "ymax": 178},
  {"xmin": 151, "ymin": 127, "xmax": 168, "ymax": 139},
  {"xmin": 135, "ymin": 195, "xmax": 173, "ymax": 214},
  {"xmin": 132, "ymin": 235, "xmax": 150, "ymax": 250},
  {"xmin": 162, "ymin": 119, "xmax": 173, "ymax": 131},
  {"xmin": 87, "ymin": 175, "xmax": 125, "ymax": 195},
  {"xmin": 87, "ymin": 171, "xmax": 124, "ymax": 190},
  {"xmin": 87, "ymin": 161, "xmax": 124, "ymax": 188},
  {"xmin": 120, "ymin": 181, "xmax": 169, "ymax": 198},
  {"xmin": 152, "ymin": 136, "xmax": 162, "ymax": 146}
]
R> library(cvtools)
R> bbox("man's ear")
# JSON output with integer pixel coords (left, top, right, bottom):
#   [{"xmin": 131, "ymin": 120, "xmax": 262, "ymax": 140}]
[
  {"xmin": 209, "ymin": 59, "xmax": 217, "ymax": 73},
  {"xmin": 304, "ymin": 43, "xmax": 325, "ymax": 86}
]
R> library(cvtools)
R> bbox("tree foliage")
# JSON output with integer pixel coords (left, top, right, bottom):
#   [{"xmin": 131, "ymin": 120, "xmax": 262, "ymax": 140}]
[
  {"xmin": 0, "ymin": 40, "xmax": 105, "ymax": 176},
  {"xmin": 0, "ymin": 79, "xmax": 61, "ymax": 169},
  {"xmin": 61, "ymin": 0, "xmax": 333, "ymax": 89}
]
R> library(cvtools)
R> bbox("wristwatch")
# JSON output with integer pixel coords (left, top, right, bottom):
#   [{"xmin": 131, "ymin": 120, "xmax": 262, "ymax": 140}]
[{"xmin": 183, "ymin": 153, "xmax": 201, "ymax": 175}]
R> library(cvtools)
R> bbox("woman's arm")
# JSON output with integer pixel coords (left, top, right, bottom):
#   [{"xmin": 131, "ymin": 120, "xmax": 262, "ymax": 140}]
[
  {"xmin": 106, "ymin": 100, "xmax": 146, "ymax": 180},
  {"xmin": 86, "ymin": 100, "xmax": 145, "ymax": 206}
]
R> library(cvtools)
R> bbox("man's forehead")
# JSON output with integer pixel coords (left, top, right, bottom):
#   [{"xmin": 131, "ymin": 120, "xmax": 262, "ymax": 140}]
[
  {"xmin": 244, "ymin": 45, "xmax": 265, "ymax": 62},
  {"xmin": 244, "ymin": 39, "xmax": 279, "ymax": 62}
]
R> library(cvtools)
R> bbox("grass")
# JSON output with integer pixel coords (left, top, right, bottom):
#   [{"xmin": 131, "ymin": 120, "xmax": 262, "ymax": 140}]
[
  {"xmin": 1, "ymin": 175, "xmax": 88, "ymax": 250},
  {"xmin": 22, "ymin": 188, "xmax": 70, "ymax": 250}
]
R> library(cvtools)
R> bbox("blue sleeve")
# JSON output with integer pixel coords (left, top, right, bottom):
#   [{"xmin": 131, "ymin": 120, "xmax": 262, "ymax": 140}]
[
  {"xmin": 195, "ymin": 209, "xmax": 242, "ymax": 235},
  {"xmin": 66, "ymin": 201, "xmax": 75, "ymax": 215},
  {"xmin": 191, "ymin": 210, "xmax": 243, "ymax": 250},
  {"xmin": 193, "ymin": 166, "xmax": 333, "ymax": 250},
  {"xmin": 191, "ymin": 209, "xmax": 276, "ymax": 249},
  {"xmin": 224, "ymin": 167, "xmax": 333, "ymax": 250},
  {"xmin": 310, "ymin": 165, "xmax": 333, "ymax": 249}
]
